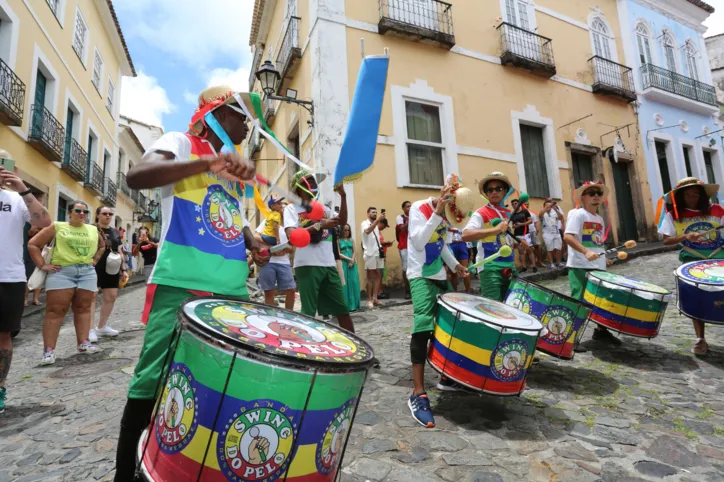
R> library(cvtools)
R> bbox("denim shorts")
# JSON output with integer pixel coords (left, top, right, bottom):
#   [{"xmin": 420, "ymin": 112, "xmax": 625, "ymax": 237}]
[
  {"xmin": 450, "ymin": 241, "xmax": 469, "ymax": 261},
  {"xmin": 46, "ymin": 264, "xmax": 98, "ymax": 292},
  {"xmin": 258, "ymin": 263, "xmax": 296, "ymax": 292}
]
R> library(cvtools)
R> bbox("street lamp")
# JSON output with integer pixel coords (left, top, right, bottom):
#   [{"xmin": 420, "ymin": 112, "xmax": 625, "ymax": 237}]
[{"xmin": 255, "ymin": 60, "xmax": 314, "ymax": 126}]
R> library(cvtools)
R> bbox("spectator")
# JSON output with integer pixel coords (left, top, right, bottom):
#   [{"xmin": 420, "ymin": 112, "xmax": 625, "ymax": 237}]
[
  {"xmin": 338, "ymin": 224, "xmax": 360, "ymax": 311},
  {"xmin": 541, "ymin": 198, "xmax": 566, "ymax": 268},
  {"xmin": 254, "ymin": 219, "xmax": 296, "ymax": 310},
  {"xmin": 24, "ymin": 224, "xmax": 42, "ymax": 306},
  {"xmin": 396, "ymin": 201, "xmax": 411, "ymax": 299},
  {"xmin": 378, "ymin": 218, "xmax": 394, "ymax": 299},
  {"xmin": 136, "ymin": 228, "xmax": 158, "ymax": 279},
  {"xmin": 528, "ymin": 206, "xmax": 545, "ymax": 267},
  {"xmin": 510, "ymin": 199, "xmax": 537, "ymax": 273},
  {"xmin": 361, "ymin": 207, "xmax": 384, "ymax": 309}
]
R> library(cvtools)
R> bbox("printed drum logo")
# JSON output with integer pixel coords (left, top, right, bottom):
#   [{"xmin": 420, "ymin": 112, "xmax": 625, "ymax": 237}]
[
  {"xmin": 155, "ymin": 364, "xmax": 198, "ymax": 453},
  {"xmin": 474, "ymin": 300, "xmax": 517, "ymax": 320},
  {"xmin": 540, "ymin": 307, "xmax": 573, "ymax": 345},
  {"xmin": 316, "ymin": 399, "xmax": 354, "ymax": 475},
  {"xmin": 203, "ymin": 184, "xmax": 244, "ymax": 246},
  {"xmin": 219, "ymin": 400, "xmax": 296, "ymax": 482},
  {"xmin": 506, "ymin": 290, "xmax": 532, "ymax": 314},
  {"xmin": 685, "ymin": 260, "xmax": 724, "ymax": 283},
  {"xmin": 684, "ymin": 221, "xmax": 719, "ymax": 250},
  {"xmin": 491, "ymin": 339, "xmax": 528, "ymax": 382}
]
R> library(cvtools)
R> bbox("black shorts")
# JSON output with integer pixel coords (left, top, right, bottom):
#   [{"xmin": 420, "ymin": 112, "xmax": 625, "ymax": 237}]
[
  {"xmin": 95, "ymin": 262, "xmax": 120, "ymax": 290},
  {"xmin": 0, "ymin": 282, "xmax": 25, "ymax": 333}
]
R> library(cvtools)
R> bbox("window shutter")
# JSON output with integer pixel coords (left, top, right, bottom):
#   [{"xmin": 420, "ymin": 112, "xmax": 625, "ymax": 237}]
[{"xmin": 519, "ymin": 124, "xmax": 549, "ymax": 198}]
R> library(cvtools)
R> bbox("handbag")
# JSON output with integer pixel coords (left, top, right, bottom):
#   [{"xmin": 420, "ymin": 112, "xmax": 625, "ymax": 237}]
[
  {"xmin": 28, "ymin": 238, "xmax": 56, "ymax": 291},
  {"xmin": 373, "ymin": 231, "xmax": 385, "ymax": 259},
  {"xmin": 105, "ymin": 251, "xmax": 123, "ymax": 275}
]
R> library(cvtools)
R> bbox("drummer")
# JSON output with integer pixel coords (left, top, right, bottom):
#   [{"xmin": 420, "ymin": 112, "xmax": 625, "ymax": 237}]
[
  {"xmin": 658, "ymin": 177, "xmax": 724, "ymax": 356},
  {"xmin": 112, "ymin": 86, "xmax": 267, "ymax": 481},
  {"xmin": 563, "ymin": 181, "xmax": 616, "ymax": 346},
  {"xmin": 407, "ymin": 178, "xmax": 471, "ymax": 428}
]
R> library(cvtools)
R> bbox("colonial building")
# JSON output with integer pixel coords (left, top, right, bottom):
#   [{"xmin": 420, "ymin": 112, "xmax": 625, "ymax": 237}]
[
  {"xmin": 706, "ymin": 33, "xmax": 724, "ymax": 122},
  {"xmin": 245, "ymin": 0, "xmax": 660, "ymax": 286},
  {"xmin": 0, "ymin": 0, "xmax": 134, "ymax": 224}
]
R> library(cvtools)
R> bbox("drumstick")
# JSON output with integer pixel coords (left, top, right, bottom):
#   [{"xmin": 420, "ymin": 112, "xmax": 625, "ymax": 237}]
[
  {"xmin": 598, "ymin": 240, "xmax": 636, "ymax": 257},
  {"xmin": 258, "ymin": 243, "xmax": 291, "ymax": 257},
  {"xmin": 698, "ymin": 225, "xmax": 724, "ymax": 237},
  {"xmin": 468, "ymin": 245, "xmax": 514, "ymax": 271},
  {"xmin": 254, "ymin": 174, "xmax": 306, "ymax": 207},
  {"xmin": 250, "ymin": 427, "xmax": 267, "ymax": 463},
  {"xmin": 491, "ymin": 218, "xmax": 522, "ymax": 244},
  {"xmin": 617, "ymin": 252, "xmax": 628, "ymax": 260}
]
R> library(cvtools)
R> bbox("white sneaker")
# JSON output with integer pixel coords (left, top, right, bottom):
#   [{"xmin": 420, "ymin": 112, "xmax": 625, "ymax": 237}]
[
  {"xmin": 89, "ymin": 329, "xmax": 98, "ymax": 344},
  {"xmin": 96, "ymin": 325, "xmax": 119, "ymax": 337},
  {"xmin": 40, "ymin": 349, "xmax": 56, "ymax": 366},
  {"xmin": 550, "ymin": 264, "xmax": 556, "ymax": 269},
  {"xmin": 78, "ymin": 340, "xmax": 100, "ymax": 354}
]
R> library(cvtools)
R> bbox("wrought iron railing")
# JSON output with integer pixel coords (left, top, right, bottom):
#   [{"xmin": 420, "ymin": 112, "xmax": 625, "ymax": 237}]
[
  {"xmin": 378, "ymin": 0, "xmax": 454, "ymax": 37},
  {"xmin": 46, "ymin": 0, "xmax": 59, "ymax": 16},
  {"xmin": 276, "ymin": 16, "xmax": 300, "ymax": 82},
  {"xmin": 85, "ymin": 162, "xmax": 103, "ymax": 195},
  {"xmin": 129, "ymin": 188, "xmax": 139, "ymax": 206},
  {"xmin": 0, "ymin": 58, "xmax": 25, "ymax": 126},
  {"xmin": 589, "ymin": 56, "xmax": 635, "ymax": 99},
  {"xmin": 641, "ymin": 63, "xmax": 717, "ymax": 106},
  {"xmin": 29, "ymin": 104, "xmax": 65, "ymax": 161},
  {"xmin": 116, "ymin": 171, "xmax": 130, "ymax": 197},
  {"xmin": 102, "ymin": 177, "xmax": 117, "ymax": 207},
  {"xmin": 139, "ymin": 192, "xmax": 148, "ymax": 212},
  {"xmin": 498, "ymin": 22, "xmax": 555, "ymax": 70},
  {"xmin": 62, "ymin": 138, "xmax": 87, "ymax": 181},
  {"xmin": 249, "ymin": 46, "xmax": 264, "ymax": 91}
]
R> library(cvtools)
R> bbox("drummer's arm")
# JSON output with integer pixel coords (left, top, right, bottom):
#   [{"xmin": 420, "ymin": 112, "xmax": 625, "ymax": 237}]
[
  {"xmin": 408, "ymin": 209, "xmax": 442, "ymax": 251},
  {"xmin": 563, "ymin": 234, "xmax": 591, "ymax": 256}
]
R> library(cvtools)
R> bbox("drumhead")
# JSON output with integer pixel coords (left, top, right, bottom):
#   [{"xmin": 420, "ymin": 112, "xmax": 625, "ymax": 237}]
[
  {"xmin": 676, "ymin": 260, "xmax": 724, "ymax": 287},
  {"xmin": 180, "ymin": 297, "xmax": 375, "ymax": 368},
  {"xmin": 509, "ymin": 277, "xmax": 591, "ymax": 308},
  {"xmin": 438, "ymin": 293, "xmax": 543, "ymax": 332},
  {"xmin": 587, "ymin": 271, "xmax": 670, "ymax": 295}
]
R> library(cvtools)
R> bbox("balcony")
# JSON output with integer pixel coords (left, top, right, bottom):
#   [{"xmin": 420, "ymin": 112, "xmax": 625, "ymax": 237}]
[
  {"xmin": 275, "ymin": 17, "xmax": 302, "ymax": 94},
  {"xmin": 129, "ymin": 188, "xmax": 139, "ymax": 206},
  {"xmin": 264, "ymin": 96, "xmax": 276, "ymax": 125},
  {"xmin": 85, "ymin": 162, "xmax": 103, "ymax": 196},
  {"xmin": 378, "ymin": 0, "xmax": 455, "ymax": 49},
  {"xmin": 248, "ymin": 46, "xmax": 264, "ymax": 91},
  {"xmin": 116, "ymin": 171, "xmax": 130, "ymax": 197},
  {"xmin": 102, "ymin": 177, "xmax": 117, "ymax": 207},
  {"xmin": 29, "ymin": 105, "xmax": 65, "ymax": 162},
  {"xmin": 138, "ymin": 192, "xmax": 148, "ymax": 212},
  {"xmin": 0, "ymin": 58, "xmax": 25, "ymax": 126},
  {"xmin": 498, "ymin": 22, "xmax": 556, "ymax": 78},
  {"xmin": 61, "ymin": 138, "xmax": 87, "ymax": 182},
  {"xmin": 590, "ymin": 56, "xmax": 636, "ymax": 102},
  {"xmin": 640, "ymin": 63, "xmax": 718, "ymax": 114}
]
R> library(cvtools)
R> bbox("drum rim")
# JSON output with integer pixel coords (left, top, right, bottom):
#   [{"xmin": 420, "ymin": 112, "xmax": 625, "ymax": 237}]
[
  {"xmin": 437, "ymin": 294, "xmax": 544, "ymax": 334},
  {"xmin": 178, "ymin": 295, "xmax": 376, "ymax": 370},
  {"xmin": 136, "ymin": 429, "xmax": 153, "ymax": 481},
  {"xmin": 586, "ymin": 270, "xmax": 671, "ymax": 295},
  {"xmin": 675, "ymin": 260, "xmax": 724, "ymax": 286},
  {"xmin": 509, "ymin": 276, "xmax": 593, "ymax": 310}
]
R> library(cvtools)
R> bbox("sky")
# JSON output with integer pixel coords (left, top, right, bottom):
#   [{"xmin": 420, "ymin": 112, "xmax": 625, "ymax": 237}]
[{"xmin": 115, "ymin": 1, "xmax": 724, "ymax": 133}]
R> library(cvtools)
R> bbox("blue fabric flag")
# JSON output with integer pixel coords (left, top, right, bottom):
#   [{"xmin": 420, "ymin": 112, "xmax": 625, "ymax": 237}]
[{"xmin": 333, "ymin": 56, "xmax": 389, "ymax": 187}]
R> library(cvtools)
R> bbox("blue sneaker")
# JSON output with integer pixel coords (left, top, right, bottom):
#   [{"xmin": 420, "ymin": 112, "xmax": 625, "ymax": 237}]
[
  {"xmin": 0, "ymin": 387, "xmax": 6, "ymax": 413},
  {"xmin": 436, "ymin": 376, "xmax": 466, "ymax": 392},
  {"xmin": 408, "ymin": 392, "xmax": 435, "ymax": 428}
]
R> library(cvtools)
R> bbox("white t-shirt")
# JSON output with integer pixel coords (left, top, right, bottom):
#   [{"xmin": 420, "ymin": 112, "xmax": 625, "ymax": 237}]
[
  {"xmin": 407, "ymin": 198, "xmax": 459, "ymax": 280},
  {"xmin": 283, "ymin": 203, "xmax": 335, "ymax": 268},
  {"xmin": 360, "ymin": 219, "xmax": 381, "ymax": 258},
  {"xmin": 256, "ymin": 220, "xmax": 290, "ymax": 265},
  {"xmin": 565, "ymin": 208, "xmax": 606, "ymax": 270},
  {"xmin": 529, "ymin": 211, "xmax": 539, "ymax": 234},
  {"xmin": 0, "ymin": 190, "xmax": 31, "ymax": 283},
  {"xmin": 542, "ymin": 210, "xmax": 561, "ymax": 236}
]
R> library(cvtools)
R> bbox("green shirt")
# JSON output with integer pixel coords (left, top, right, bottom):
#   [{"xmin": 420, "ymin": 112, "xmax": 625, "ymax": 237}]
[{"xmin": 51, "ymin": 222, "xmax": 99, "ymax": 266}]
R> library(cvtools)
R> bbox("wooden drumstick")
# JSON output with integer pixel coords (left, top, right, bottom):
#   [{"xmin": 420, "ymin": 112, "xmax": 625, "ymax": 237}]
[
  {"xmin": 491, "ymin": 218, "xmax": 522, "ymax": 244},
  {"xmin": 598, "ymin": 240, "xmax": 637, "ymax": 257}
]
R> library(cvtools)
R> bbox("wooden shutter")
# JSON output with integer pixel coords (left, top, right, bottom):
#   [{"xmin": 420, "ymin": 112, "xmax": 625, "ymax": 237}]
[{"xmin": 520, "ymin": 124, "xmax": 549, "ymax": 197}]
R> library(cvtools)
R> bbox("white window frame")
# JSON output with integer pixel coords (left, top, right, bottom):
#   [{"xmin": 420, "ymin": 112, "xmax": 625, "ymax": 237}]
[
  {"xmin": 86, "ymin": 120, "xmax": 101, "ymax": 168},
  {"xmin": 72, "ymin": 6, "xmax": 89, "ymax": 67},
  {"xmin": 63, "ymin": 88, "xmax": 83, "ymax": 142},
  {"xmin": 390, "ymin": 80, "xmax": 458, "ymax": 189},
  {"xmin": 684, "ymin": 39, "xmax": 699, "ymax": 81},
  {"xmin": 106, "ymin": 76, "xmax": 115, "ymax": 115},
  {"xmin": 404, "ymin": 100, "xmax": 446, "ymax": 188},
  {"xmin": 635, "ymin": 21, "xmax": 654, "ymax": 66},
  {"xmin": 27, "ymin": 44, "xmax": 60, "ymax": 138},
  {"xmin": 92, "ymin": 47, "xmax": 103, "ymax": 93},
  {"xmin": 588, "ymin": 14, "xmax": 618, "ymax": 63},
  {"xmin": 661, "ymin": 30, "xmax": 679, "ymax": 73},
  {"xmin": 0, "ymin": 0, "xmax": 20, "ymax": 70},
  {"xmin": 501, "ymin": 0, "xmax": 536, "ymax": 32}
]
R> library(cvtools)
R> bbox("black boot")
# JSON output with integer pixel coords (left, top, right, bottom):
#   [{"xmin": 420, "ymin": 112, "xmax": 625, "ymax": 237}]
[{"xmin": 114, "ymin": 398, "xmax": 156, "ymax": 482}]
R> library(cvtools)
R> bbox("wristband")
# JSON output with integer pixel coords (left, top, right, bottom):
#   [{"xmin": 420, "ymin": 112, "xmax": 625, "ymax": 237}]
[{"xmin": 18, "ymin": 189, "xmax": 32, "ymax": 196}]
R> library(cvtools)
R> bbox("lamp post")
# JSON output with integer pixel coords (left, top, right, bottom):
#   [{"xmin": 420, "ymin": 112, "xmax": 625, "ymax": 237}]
[{"xmin": 256, "ymin": 60, "xmax": 314, "ymax": 126}]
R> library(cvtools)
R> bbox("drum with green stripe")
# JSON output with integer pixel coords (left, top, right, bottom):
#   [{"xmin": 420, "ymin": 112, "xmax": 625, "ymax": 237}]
[
  {"xmin": 428, "ymin": 293, "xmax": 544, "ymax": 396},
  {"xmin": 584, "ymin": 271, "xmax": 672, "ymax": 338},
  {"xmin": 138, "ymin": 298, "xmax": 375, "ymax": 482}
]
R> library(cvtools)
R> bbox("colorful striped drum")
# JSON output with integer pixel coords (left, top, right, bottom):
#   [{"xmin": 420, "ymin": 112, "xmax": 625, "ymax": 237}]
[
  {"xmin": 428, "ymin": 293, "xmax": 544, "ymax": 396},
  {"xmin": 137, "ymin": 298, "xmax": 375, "ymax": 482},
  {"xmin": 584, "ymin": 271, "xmax": 672, "ymax": 338},
  {"xmin": 675, "ymin": 260, "xmax": 724, "ymax": 324},
  {"xmin": 505, "ymin": 278, "xmax": 591, "ymax": 360}
]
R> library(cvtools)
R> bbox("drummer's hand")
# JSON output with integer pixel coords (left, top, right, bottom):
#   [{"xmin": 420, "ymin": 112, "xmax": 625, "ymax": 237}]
[
  {"xmin": 606, "ymin": 258, "xmax": 613, "ymax": 267},
  {"xmin": 455, "ymin": 263, "xmax": 468, "ymax": 278},
  {"xmin": 584, "ymin": 250, "xmax": 599, "ymax": 262},
  {"xmin": 684, "ymin": 232, "xmax": 702, "ymax": 242},
  {"xmin": 496, "ymin": 221, "xmax": 509, "ymax": 234},
  {"xmin": 249, "ymin": 437, "xmax": 271, "ymax": 464},
  {"xmin": 434, "ymin": 186, "xmax": 452, "ymax": 216}
]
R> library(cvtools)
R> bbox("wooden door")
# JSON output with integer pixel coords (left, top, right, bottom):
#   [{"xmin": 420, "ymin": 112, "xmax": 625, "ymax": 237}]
[{"xmin": 611, "ymin": 159, "xmax": 638, "ymax": 241}]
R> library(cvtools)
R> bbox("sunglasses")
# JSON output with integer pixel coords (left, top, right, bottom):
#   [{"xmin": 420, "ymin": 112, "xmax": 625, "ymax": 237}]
[
  {"xmin": 486, "ymin": 186, "xmax": 507, "ymax": 193},
  {"xmin": 584, "ymin": 191, "xmax": 603, "ymax": 197},
  {"xmin": 73, "ymin": 209, "xmax": 90, "ymax": 214},
  {"xmin": 100, "ymin": 212, "xmax": 113, "ymax": 216}
]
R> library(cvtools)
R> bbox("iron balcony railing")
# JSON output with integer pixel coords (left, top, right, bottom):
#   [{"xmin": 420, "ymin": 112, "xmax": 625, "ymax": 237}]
[
  {"xmin": 62, "ymin": 138, "xmax": 87, "ymax": 182},
  {"xmin": 249, "ymin": 46, "xmax": 264, "ymax": 91},
  {"xmin": 102, "ymin": 177, "xmax": 117, "ymax": 207},
  {"xmin": 29, "ymin": 104, "xmax": 65, "ymax": 162},
  {"xmin": 589, "ymin": 56, "xmax": 636, "ymax": 101},
  {"xmin": 276, "ymin": 16, "xmax": 301, "ymax": 85},
  {"xmin": 0, "ymin": 58, "xmax": 25, "ymax": 126},
  {"xmin": 498, "ymin": 22, "xmax": 555, "ymax": 76},
  {"xmin": 129, "ymin": 188, "xmax": 139, "ymax": 206},
  {"xmin": 378, "ymin": 0, "xmax": 454, "ymax": 43},
  {"xmin": 85, "ymin": 162, "xmax": 103, "ymax": 195},
  {"xmin": 116, "ymin": 171, "xmax": 130, "ymax": 197},
  {"xmin": 641, "ymin": 63, "xmax": 717, "ymax": 107},
  {"xmin": 139, "ymin": 192, "xmax": 148, "ymax": 212}
]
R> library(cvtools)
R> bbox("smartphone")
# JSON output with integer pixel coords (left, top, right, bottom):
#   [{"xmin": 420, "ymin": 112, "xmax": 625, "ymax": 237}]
[{"xmin": 0, "ymin": 157, "xmax": 14, "ymax": 172}]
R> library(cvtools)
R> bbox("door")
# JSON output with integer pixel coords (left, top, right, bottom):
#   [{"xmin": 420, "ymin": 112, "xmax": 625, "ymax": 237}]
[
  {"xmin": 655, "ymin": 141, "xmax": 672, "ymax": 194},
  {"xmin": 704, "ymin": 150, "xmax": 719, "ymax": 203},
  {"xmin": 87, "ymin": 134, "xmax": 94, "ymax": 180},
  {"xmin": 64, "ymin": 108, "xmax": 74, "ymax": 163},
  {"xmin": 571, "ymin": 152, "xmax": 594, "ymax": 190},
  {"xmin": 611, "ymin": 159, "xmax": 638, "ymax": 241},
  {"xmin": 683, "ymin": 147, "xmax": 693, "ymax": 177},
  {"xmin": 31, "ymin": 70, "xmax": 47, "ymax": 137}
]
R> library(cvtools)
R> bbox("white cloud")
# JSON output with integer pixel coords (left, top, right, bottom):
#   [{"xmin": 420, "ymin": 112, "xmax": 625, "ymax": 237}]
[
  {"xmin": 120, "ymin": 71, "xmax": 176, "ymax": 127},
  {"xmin": 183, "ymin": 90, "xmax": 197, "ymax": 105},
  {"xmin": 206, "ymin": 66, "xmax": 251, "ymax": 92},
  {"xmin": 704, "ymin": 8, "xmax": 724, "ymax": 37}
]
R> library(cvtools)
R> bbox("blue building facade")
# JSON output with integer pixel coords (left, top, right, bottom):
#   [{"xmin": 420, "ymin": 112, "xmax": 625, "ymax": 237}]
[{"xmin": 617, "ymin": 0, "xmax": 722, "ymax": 206}]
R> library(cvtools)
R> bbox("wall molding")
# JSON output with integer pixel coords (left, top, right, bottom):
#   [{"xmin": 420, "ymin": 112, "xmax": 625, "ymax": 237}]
[
  {"xmin": 535, "ymin": 5, "xmax": 589, "ymax": 31},
  {"xmin": 457, "ymin": 145, "xmax": 516, "ymax": 163}
]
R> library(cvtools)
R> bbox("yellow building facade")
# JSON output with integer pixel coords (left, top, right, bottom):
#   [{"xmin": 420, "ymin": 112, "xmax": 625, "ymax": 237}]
[
  {"xmin": 0, "ymin": 0, "xmax": 135, "ymax": 229},
  {"xmin": 247, "ymin": 0, "xmax": 654, "ymax": 287}
]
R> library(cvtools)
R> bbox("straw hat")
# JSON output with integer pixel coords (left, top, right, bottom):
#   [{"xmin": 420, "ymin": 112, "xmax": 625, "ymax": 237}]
[
  {"xmin": 290, "ymin": 169, "xmax": 327, "ymax": 191},
  {"xmin": 478, "ymin": 171, "xmax": 512, "ymax": 196},
  {"xmin": 670, "ymin": 177, "xmax": 719, "ymax": 199},
  {"xmin": 189, "ymin": 85, "xmax": 258, "ymax": 135},
  {"xmin": 574, "ymin": 180, "xmax": 610, "ymax": 204},
  {"xmin": 443, "ymin": 175, "xmax": 476, "ymax": 229}
]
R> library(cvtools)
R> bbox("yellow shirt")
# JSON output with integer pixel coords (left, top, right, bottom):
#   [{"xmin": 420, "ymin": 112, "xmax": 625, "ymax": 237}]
[
  {"xmin": 50, "ymin": 222, "xmax": 99, "ymax": 266},
  {"xmin": 261, "ymin": 211, "xmax": 282, "ymax": 238}
]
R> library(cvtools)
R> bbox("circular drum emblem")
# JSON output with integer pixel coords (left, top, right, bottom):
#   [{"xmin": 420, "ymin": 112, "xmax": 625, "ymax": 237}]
[
  {"xmin": 475, "ymin": 300, "xmax": 518, "ymax": 320},
  {"xmin": 679, "ymin": 260, "xmax": 724, "ymax": 284},
  {"xmin": 491, "ymin": 339, "xmax": 528, "ymax": 382},
  {"xmin": 219, "ymin": 400, "xmax": 296, "ymax": 482},
  {"xmin": 540, "ymin": 306, "xmax": 573, "ymax": 345},
  {"xmin": 155, "ymin": 364, "xmax": 198, "ymax": 453},
  {"xmin": 506, "ymin": 290, "xmax": 532, "ymax": 314},
  {"xmin": 203, "ymin": 184, "xmax": 244, "ymax": 246},
  {"xmin": 683, "ymin": 221, "xmax": 720, "ymax": 251},
  {"xmin": 316, "ymin": 399, "xmax": 354, "ymax": 475}
]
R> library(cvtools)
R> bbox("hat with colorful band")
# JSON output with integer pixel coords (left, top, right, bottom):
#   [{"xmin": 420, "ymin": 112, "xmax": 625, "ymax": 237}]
[
  {"xmin": 574, "ymin": 181, "xmax": 609, "ymax": 204},
  {"xmin": 188, "ymin": 85, "xmax": 259, "ymax": 135},
  {"xmin": 478, "ymin": 171, "xmax": 513, "ymax": 197}
]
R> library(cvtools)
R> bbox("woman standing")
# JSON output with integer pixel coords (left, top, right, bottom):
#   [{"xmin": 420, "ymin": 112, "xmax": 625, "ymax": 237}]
[
  {"xmin": 89, "ymin": 206, "xmax": 128, "ymax": 343},
  {"xmin": 658, "ymin": 177, "xmax": 724, "ymax": 356},
  {"xmin": 29, "ymin": 201, "xmax": 104, "ymax": 364},
  {"xmin": 24, "ymin": 225, "xmax": 42, "ymax": 306},
  {"xmin": 338, "ymin": 224, "xmax": 360, "ymax": 312}
]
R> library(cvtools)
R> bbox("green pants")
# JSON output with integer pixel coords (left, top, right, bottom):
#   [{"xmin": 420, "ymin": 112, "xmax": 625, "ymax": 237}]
[
  {"xmin": 295, "ymin": 266, "xmax": 349, "ymax": 317},
  {"xmin": 410, "ymin": 277, "xmax": 451, "ymax": 333},
  {"xmin": 568, "ymin": 268, "xmax": 591, "ymax": 301},
  {"xmin": 479, "ymin": 268, "xmax": 516, "ymax": 302},
  {"xmin": 128, "ymin": 285, "xmax": 247, "ymax": 399}
]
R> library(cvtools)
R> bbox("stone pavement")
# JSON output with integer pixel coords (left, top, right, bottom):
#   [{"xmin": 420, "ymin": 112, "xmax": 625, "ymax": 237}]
[{"xmin": 2, "ymin": 251, "xmax": 724, "ymax": 481}]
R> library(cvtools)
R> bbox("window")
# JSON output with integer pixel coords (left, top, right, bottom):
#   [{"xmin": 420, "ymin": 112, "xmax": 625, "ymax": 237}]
[
  {"xmin": 655, "ymin": 141, "xmax": 672, "ymax": 194},
  {"xmin": 92, "ymin": 48, "xmax": 103, "ymax": 91},
  {"xmin": 505, "ymin": 0, "xmax": 530, "ymax": 30},
  {"xmin": 46, "ymin": 0, "xmax": 59, "ymax": 16},
  {"xmin": 57, "ymin": 196, "xmax": 67, "ymax": 221},
  {"xmin": 72, "ymin": 9, "xmax": 88, "ymax": 62},
  {"xmin": 685, "ymin": 40, "xmax": 698, "ymax": 80},
  {"xmin": 662, "ymin": 32, "xmax": 677, "ymax": 72},
  {"xmin": 683, "ymin": 146, "xmax": 693, "ymax": 177},
  {"xmin": 635, "ymin": 22, "xmax": 652, "ymax": 65},
  {"xmin": 591, "ymin": 18, "xmax": 612, "ymax": 60},
  {"xmin": 572, "ymin": 152, "xmax": 594, "ymax": 190},
  {"xmin": 519, "ymin": 124, "xmax": 549, "ymax": 197},
  {"xmin": 106, "ymin": 78, "xmax": 115, "ymax": 114},
  {"xmin": 405, "ymin": 101, "xmax": 444, "ymax": 186}
]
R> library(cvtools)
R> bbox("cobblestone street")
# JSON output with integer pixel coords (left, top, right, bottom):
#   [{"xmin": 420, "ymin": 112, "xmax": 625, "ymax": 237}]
[{"xmin": 2, "ymin": 251, "xmax": 724, "ymax": 481}]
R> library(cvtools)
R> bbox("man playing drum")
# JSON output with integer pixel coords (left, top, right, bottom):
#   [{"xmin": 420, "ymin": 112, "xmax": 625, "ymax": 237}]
[
  {"xmin": 407, "ymin": 180, "xmax": 470, "ymax": 428},
  {"xmin": 658, "ymin": 177, "xmax": 724, "ymax": 356},
  {"xmin": 564, "ymin": 181, "xmax": 616, "ymax": 347}
]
